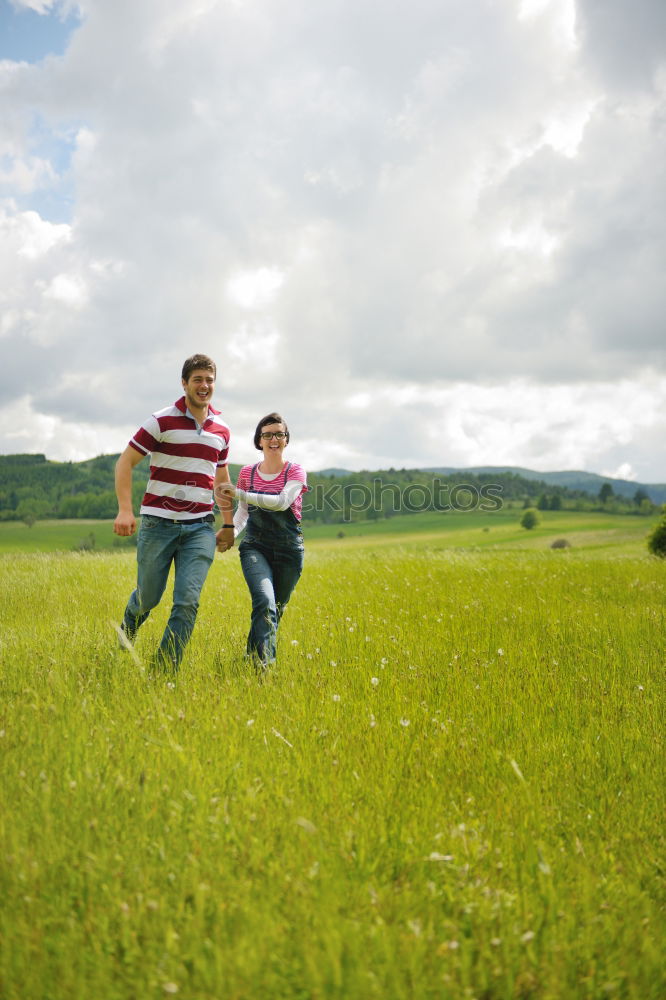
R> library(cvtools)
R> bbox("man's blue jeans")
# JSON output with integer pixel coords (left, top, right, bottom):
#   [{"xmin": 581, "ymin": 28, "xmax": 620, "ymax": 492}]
[
  {"xmin": 122, "ymin": 515, "xmax": 216, "ymax": 669},
  {"xmin": 239, "ymin": 540, "xmax": 303, "ymax": 666}
]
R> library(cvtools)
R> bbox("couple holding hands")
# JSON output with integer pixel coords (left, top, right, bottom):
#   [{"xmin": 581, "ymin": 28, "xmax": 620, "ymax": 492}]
[{"xmin": 113, "ymin": 353, "xmax": 306, "ymax": 675}]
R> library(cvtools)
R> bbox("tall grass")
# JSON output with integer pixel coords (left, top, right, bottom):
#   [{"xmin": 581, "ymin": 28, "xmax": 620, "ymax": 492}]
[{"xmin": 0, "ymin": 534, "xmax": 664, "ymax": 999}]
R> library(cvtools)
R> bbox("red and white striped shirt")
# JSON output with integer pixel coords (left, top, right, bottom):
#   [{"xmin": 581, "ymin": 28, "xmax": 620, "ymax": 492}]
[{"xmin": 130, "ymin": 396, "xmax": 230, "ymax": 519}]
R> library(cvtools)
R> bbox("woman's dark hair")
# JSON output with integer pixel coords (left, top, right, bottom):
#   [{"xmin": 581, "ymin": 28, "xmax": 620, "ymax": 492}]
[{"xmin": 254, "ymin": 412, "xmax": 290, "ymax": 450}]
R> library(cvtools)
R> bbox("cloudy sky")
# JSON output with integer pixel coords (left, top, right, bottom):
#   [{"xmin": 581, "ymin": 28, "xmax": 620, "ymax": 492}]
[{"xmin": 1, "ymin": 0, "xmax": 665, "ymax": 481}]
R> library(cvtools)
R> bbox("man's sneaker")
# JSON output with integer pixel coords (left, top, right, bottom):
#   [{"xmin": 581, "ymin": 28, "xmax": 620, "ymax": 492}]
[{"xmin": 117, "ymin": 622, "xmax": 136, "ymax": 651}]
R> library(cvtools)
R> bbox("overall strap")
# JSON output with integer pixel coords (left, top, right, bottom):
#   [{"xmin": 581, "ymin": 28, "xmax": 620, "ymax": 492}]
[{"xmin": 250, "ymin": 462, "xmax": 291, "ymax": 491}]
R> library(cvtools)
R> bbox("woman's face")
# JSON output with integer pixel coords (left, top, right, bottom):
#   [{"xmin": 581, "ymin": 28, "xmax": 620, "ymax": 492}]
[{"xmin": 259, "ymin": 422, "xmax": 288, "ymax": 459}]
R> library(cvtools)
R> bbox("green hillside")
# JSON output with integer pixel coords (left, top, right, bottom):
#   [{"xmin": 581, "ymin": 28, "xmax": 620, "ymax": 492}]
[{"xmin": 0, "ymin": 452, "xmax": 661, "ymax": 527}]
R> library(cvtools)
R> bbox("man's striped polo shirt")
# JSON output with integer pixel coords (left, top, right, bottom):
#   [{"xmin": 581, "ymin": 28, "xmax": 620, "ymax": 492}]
[{"xmin": 129, "ymin": 396, "xmax": 230, "ymax": 520}]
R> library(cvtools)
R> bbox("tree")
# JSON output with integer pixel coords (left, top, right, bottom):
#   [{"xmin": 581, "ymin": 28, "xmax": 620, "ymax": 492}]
[
  {"xmin": 16, "ymin": 498, "xmax": 50, "ymax": 523},
  {"xmin": 520, "ymin": 508, "xmax": 540, "ymax": 530},
  {"xmin": 598, "ymin": 483, "xmax": 614, "ymax": 504},
  {"xmin": 647, "ymin": 507, "xmax": 666, "ymax": 557}
]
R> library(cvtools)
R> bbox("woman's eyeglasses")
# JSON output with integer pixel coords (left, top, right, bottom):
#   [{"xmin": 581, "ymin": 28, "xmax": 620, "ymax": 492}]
[{"xmin": 260, "ymin": 431, "xmax": 287, "ymax": 440}]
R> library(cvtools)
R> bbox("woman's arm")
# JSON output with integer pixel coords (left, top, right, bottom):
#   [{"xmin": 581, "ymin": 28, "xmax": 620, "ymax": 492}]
[
  {"xmin": 233, "ymin": 500, "xmax": 249, "ymax": 536},
  {"xmin": 235, "ymin": 478, "xmax": 304, "ymax": 512}
]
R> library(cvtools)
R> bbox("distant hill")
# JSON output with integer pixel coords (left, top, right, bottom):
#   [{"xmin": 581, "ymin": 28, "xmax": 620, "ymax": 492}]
[
  {"xmin": 320, "ymin": 465, "xmax": 666, "ymax": 506},
  {"xmin": 424, "ymin": 467, "xmax": 666, "ymax": 506}
]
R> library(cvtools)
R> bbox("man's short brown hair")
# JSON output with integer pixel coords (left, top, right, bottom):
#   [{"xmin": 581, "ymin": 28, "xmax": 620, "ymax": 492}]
[{"xmin": 182, "ymin": 354, "xmax": 216, "ymax": 382}]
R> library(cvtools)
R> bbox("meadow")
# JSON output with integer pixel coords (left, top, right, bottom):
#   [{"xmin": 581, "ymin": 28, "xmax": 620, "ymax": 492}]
[{"xmin": 0, "ymin": 511, "xmax": 664, "ymax": 999}]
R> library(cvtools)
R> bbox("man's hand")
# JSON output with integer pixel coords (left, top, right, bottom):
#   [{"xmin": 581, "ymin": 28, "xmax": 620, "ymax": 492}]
[
  {"xmin": 216, "ymin": 526, "xmax": 235, "ymax": 552},
  {"xmin": 114, "ymin": 511, "xmax": 137, "ymax": 536},
  {"xmin": 114, "ymin": 446, "xmax": 144, "ymax": 537}
]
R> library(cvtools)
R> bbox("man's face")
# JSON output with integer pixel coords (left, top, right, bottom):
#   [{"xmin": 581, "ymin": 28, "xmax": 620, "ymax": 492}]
[{"xmin": 182, "ymin": 368, "xmax": 215, "ymax": 411}]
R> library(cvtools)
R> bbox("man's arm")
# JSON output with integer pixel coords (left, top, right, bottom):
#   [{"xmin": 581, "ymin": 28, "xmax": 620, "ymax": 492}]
[
  {"xmin": 113, "ymin": 445, "xmax": 145, "ymax": 536},
  {"xmin": 214, "ymin": 465, "xmax": 235, "ymax": 552}
]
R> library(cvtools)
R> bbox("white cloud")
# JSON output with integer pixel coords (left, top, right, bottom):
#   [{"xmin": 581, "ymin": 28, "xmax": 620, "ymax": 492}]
[
  {"xmin": 41, "ymin": 271, "xmax": 88, "ymax": 307},
  {"xmin": 10, "ymin": 1, "xmax": 57, "ymax": 14},
  {"xmin": 227, "ymin": 267, "xmax": 285, "ymax": 309},
  {"xmin": 0, "ymin": 0, "xmax": 664, "ymax": 481},
  {"xmin": 0, "ymin": 395, "xmax": 135, "ymax": 461}
]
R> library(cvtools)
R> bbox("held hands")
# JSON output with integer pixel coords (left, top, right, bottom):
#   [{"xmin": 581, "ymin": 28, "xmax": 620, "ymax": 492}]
[
  {"xmin": 214, "ymin": 481, "xmax": 236, "ymax": 499},
  {"xmin": 216, "ymin": 525, "xmax": 235, "ymax": 553}
]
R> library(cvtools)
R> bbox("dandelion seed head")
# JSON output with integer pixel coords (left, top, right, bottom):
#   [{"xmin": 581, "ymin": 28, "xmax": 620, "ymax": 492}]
[
  {"xmin": 400, "ymin": 718, "xmax": 410, "ymax": 727},
  {"xmin": 371, "ymin": 677, "xmax": 379, "ymax": 686},
  {"xmin": 332, "ymin": 694, "xmax": 341, "ymax": 702},
  {"xmin": 497, "ymin": 648, "xmax": 504, "ymax": 656}
]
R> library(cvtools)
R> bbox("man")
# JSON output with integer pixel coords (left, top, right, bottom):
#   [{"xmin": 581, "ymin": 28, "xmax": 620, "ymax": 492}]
[{"xmin": 114, "ymin": 353, "xmax": 235, "ymax": 671}]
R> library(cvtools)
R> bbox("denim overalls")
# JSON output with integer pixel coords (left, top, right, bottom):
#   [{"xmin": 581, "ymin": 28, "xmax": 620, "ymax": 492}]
[{"xmin": 238, "ymin": 463, "xmax": 304, "ymax": 667}]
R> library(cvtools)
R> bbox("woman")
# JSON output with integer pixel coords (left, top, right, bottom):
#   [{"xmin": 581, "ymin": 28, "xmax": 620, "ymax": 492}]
[{"xmin": 222, "ymin": 413, "xmax": 307, "ymax": 672}]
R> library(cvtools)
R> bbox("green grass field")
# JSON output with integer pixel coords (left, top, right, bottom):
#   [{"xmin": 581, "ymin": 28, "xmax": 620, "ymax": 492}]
[
  {"xmin": 0, "ymin": 508, "xmax": 657, "ymax": 554},
  {"xmin": 0, "ymin": 512, "xmax": 664, "ymax": 999}
]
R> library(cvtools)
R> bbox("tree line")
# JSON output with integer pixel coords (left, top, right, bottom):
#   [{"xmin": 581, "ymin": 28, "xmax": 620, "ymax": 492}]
[{"xmin": 0, "ymin": 454, "xmax": 657, "ymax": 526}]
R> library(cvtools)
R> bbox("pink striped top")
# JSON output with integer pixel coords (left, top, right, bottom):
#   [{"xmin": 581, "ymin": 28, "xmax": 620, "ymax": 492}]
[
  {"xmin": 237, "ymin": 462, "xmax": 307, "ymax": 521},
  {"xmin": 130, "ymin": 396, "xmax": 230, "ymax": 519}
]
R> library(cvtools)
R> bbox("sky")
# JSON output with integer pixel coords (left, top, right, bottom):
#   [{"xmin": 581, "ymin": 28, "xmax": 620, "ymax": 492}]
[{"xmin": 1, "ymin": 0, "xmax": 665, "ymax": 481}]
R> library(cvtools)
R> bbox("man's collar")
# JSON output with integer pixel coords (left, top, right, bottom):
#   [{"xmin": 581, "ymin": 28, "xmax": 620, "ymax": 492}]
[{"xmin": 175, "ymin": 396, "xmax": 220, "ymax": 420}]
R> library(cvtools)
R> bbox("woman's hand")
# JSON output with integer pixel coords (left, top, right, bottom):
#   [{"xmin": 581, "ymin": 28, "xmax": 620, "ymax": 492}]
[{"xmin": 215, "ymin": 482, "xmax": 236, "ymax": 498}]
